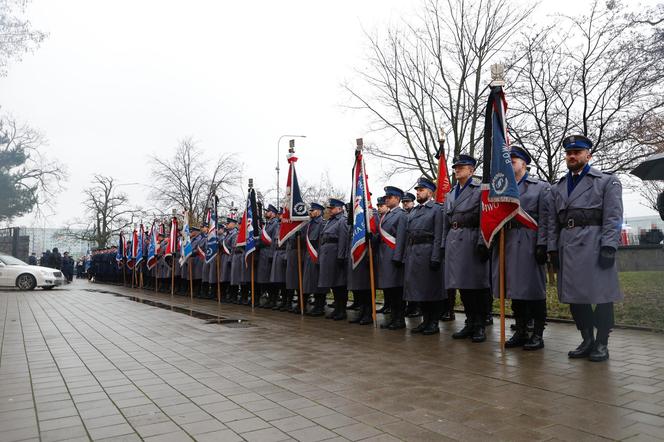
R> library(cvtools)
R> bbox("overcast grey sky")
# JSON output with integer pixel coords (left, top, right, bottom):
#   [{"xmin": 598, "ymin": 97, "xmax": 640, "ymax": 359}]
[{"xmin": 2, "ymin": 0, "xmax": 660, "ymax": 228}]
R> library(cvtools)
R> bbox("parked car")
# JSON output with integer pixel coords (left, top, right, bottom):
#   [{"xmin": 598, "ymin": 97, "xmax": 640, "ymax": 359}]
[{"xmin": 0, "ymin": 254, "xmax": 65, "ymax": 290}]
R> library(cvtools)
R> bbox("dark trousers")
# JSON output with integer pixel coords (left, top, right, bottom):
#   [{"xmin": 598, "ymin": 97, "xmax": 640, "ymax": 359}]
[
  {"xmin": 384, "ymin": 287, "xmax": 403, "ymax": 315},
  {"xmin": 569, "ymin": 303, "xmax": 614, "ymax": 332},
  {"xmin": 512, "ymin": 299, "xmax": 547, "ymax": 323},
  {"xmin": 460, "ymin": 289, "xmax": 490, "ymax": 321}
]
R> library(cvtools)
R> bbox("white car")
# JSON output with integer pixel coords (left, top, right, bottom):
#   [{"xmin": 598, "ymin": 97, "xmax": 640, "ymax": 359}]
[{"xmin": 0, "ymin": 254, "xmax": 66, "ymax": 290}]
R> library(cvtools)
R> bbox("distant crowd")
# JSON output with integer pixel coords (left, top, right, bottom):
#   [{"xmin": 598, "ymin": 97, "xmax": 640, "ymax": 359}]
[{"xmin": 27, "ymin": 247, "xmax": 91, "ymax": 282}]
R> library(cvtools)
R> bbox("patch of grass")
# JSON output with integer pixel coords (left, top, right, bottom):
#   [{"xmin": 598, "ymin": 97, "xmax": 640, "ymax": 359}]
[
  {"xmin": 346, "ymin": 271, "xmax": 664, "ymax": 330},
  {"xmin": 488, "ymin": 271, "xmax": 664, "ymax": 330}
]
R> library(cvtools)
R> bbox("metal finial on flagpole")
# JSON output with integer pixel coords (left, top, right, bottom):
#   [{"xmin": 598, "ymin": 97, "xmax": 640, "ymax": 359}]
[
  {"xmin": 490, "ymin": 63, "xmax": 505, "ymax": 87},
  {"xmin": 356, "ymin": 138, "xmax": 363, "ymax": 152},
  {"xmin": 248, "ymin": 178, "xmax": 253, "ymax": 189}
]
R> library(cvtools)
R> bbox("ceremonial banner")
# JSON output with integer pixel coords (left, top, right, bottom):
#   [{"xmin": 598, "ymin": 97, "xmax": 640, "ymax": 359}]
[
  {"xmin": 165, "ymin": 217, "xmax": 177, "ymax": 258},
  {"xmin": 179, "ymin": 212, "xmax": 193, "ymax": 266},
  {"xmin": 480, "ymin": 86, "xmax": 537, "ymax": 246},
  {"xmin": 350, "ymin": 150, "xmax": 375, "ymax": 269},
  {"xmin": 126, "ymin": 228, "xmax": 138, "ymax": 270},
  {"xmin": 237, "ymin": 189, "xmax": 257, "ymax": 265},
  {"xmin": 205, "ymin": 198, "xmax": 219, "ymax": 264},
  {"xmin": 278, "ymin": 152, "xmax": 308, "ymax": 245},
  {"xmin": 435, "ymin": 137, "xmax": 452, "ymax": 203},
  {"xmin": 115, "ymin": 232, "xmax": 125, "ymax": 268},
  {"xmin": 135, "ymin": 223, "xmax": 144, "ymax": 266},
  {"xmin": 147, "ymin": 222, "xmax": 158, "ymax": 270}
]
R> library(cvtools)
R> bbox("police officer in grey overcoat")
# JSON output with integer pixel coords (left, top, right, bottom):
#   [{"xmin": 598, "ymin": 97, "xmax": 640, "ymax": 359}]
[
  {"xmin": 318, "ymin": 198, "xmax": 349, "ymax": 320},
  {"xmin": 549, "ymin": 135, "xmax": 623, "ymax": 362},
  {"xmin": 443, "ymin": 154, "xmax": 491, "ymax": 343},
  {"xmin": 303, "ymin": 203, "xmax": 327, "ymax": 316},
  {"xmin": 404, "ymin": 177, "xmax": 445, "ymax": 335},
  {"xmin": 231, "ymin": 225, "xmax": 250, "ymax": 305},
  {"xmin": 257, "ymin": 205, "xmax": 280, "ymax": 308},
  {"xmin": 206, "ymin": 225, "xmax": 224, "ymax": 300},
  {"xmin": 220, "ymin": 219, "xmax": 237, "ymax": 302},
  {"xmin": 346, "ymin": 208, "xmax": 380, "ymax": 326},
  {"xmin": 377, "ymin": 187, "xmax": 408, "ymax": 330},
  {"xmin": 189, "ymin": 226, "xmax": 205, "ymax": 298},
  {"xmin": 492, "ymin": 146, "xmax": 552, "ymax": 350},
  {"xmin": 270, "ymin": 212, "xmax": 288, "ymax": 310},
  {"xmin": 284, "ymin": 234, "xmax": 301, "ymax": 313}
]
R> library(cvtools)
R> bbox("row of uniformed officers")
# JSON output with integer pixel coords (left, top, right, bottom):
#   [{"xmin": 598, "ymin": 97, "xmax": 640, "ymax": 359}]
[{"xmin": 90, "ymin": 134, "xmax": 622, "ymax": 362}]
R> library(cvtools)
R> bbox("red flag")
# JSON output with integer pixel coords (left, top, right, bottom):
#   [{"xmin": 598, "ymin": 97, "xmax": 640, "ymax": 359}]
[
  {"xmin": 165, "ymin": 217, "xmax": 178, "ymax": 257},
  {"xmin": 435, "ymin": 137, "xmax": 452, "ymax": 203},
  {"xmin": 278, "ymin": 150, "xmax": 308, "ymax": 245}
]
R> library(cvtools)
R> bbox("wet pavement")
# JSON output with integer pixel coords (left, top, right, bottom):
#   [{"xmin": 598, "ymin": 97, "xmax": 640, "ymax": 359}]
[{"xmin": 1, "ymin": 280, "xmax": 664, "ymax": 441}]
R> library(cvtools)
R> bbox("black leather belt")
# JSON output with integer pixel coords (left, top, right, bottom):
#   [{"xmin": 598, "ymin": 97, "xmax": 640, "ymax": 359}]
[
  {"xmin": 505, "ymin": 221, "xmax": 524, "ymax": 229},
  {"xmin": 559, "ymin": 218, "xmax": 602, "ymax": 229},
  {"xmin": 558, "ymin": 209, "xmax": 602, "ymax": 229},
  {"xmin": 408, "ymin": 235, "xmax": 433, "ymax": 245},
  {"xmin": 450, "ymin": 221, "xmax": 479, "ymax": 229},
  {"xmin": 320, "ymin": 237, "xmax": 338, "ymax": 245},
  {"xmin": 234, "ymin": 249, "xmax": 244, "ymax": 254}
]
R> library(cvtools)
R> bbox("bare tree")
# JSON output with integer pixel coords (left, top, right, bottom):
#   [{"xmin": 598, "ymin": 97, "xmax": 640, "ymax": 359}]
[
  {"xmin": 63, "ymin": 175, "xmax": 143, "ymax": 249},
  {"xmin": 0, "ymin": 115, "xmax": 67, "ymax": 223},
  {"xmin": 300, "ymin": 172, "xmax": 347, "ymax": 204},
  {"xmin": 508, "ymin": 0, "xmax": 664, "ymax": 182},
  {"xmin": 345, "ymin": 0, "xmax": 534, "ymax": 180},
  {"xmin": 149, "ymin": 138, "xmax": 242, "ymax": 223},
  {"xmin": 0, "ymin": 0, "xmax": 47, "ymax": 76}
]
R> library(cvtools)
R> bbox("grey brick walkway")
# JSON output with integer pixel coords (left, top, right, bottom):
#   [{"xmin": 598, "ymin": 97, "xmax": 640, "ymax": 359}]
[{"xmin": 1, "ymin": 281, "xmax": 664, "ymax": 441}]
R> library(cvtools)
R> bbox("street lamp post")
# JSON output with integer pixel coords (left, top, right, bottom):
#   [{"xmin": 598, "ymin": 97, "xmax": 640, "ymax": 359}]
[{"xmin": 276, "ymin": 134, "xmax": 306, "ymax": 206}]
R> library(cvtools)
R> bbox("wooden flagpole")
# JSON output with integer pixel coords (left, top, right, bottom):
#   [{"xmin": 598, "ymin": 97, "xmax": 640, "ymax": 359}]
[
  {"xmin": 250, "ymin": 254, "xmax": 255, "ymax": 308},
  {"xmin": 122, "ymin": 264, "xmax": 126, "ymax": 287},
  {"xmin": 155, "ymin": 263, "xmax": 158, "ymax": 293},
  {"xmin": 216, "ymin": 253, "xmax": 221, "ymax": 308},
  {"xmin": 368, "ymin": 241, "xmax": 377, "ymax": 327},
  {"xmin": 499, "ymin": 229, "xmax": 506, "ymax": 350},
  {"xmin": 189, "ymin": 261, "xmax": 193, "ymax": 303},
  {"xmin": 297, "ymin": 234, "xmax": 304, "ymax": 316}
]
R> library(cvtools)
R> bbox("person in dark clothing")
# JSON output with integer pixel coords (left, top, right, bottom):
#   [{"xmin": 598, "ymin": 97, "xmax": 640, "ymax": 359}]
[
  {"xmin": 50, "ymin": 247, "xmax": 63, "ymax": 270},
  {"xmin": 28, "ymin": 253, "xmax": 37, "ymax": 265},
  {"xmin": 61, "ymin": 252, "xmax": 75, "ymax": 282}
]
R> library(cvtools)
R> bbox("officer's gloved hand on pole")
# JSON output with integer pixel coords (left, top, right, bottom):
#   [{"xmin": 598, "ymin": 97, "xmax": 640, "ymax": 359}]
[
  {"xmin": 598, "ymin": 246, "xmax": 616, "ymax": 269},
  {"xmin": 476, "ymin": 244, "xmax": 490, "ymax": 263},
  {"xmin": 548, "ymin": 251, "xmax": 559, "ymax": 271},
  {"xmin": 429, "ymin": 260, "xmax": 441, "ymax": 271},
  {"xmin": 391, "ymin": 259, "xmax": 403, "ymax": 268},
  {"xmin": 535, "ymin": 245, "xmax": 547, "ymax": 265}
]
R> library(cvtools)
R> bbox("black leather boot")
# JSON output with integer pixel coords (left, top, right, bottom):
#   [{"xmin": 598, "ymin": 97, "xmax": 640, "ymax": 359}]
[
  {"xmin": 334, "ymin": 293, "xmax": 348, "ymax": 321},
  {"xmin": 471, "ymin": 318, "xmax": 486, "ymax": 343},
  {"xmin": 523, "ymin": 320, "xmax": 545, "ymax": 351},
  {"xmin": 388, "ymin": 299, "xmax": 406, "ymax": 330},
  {"xmin": 410, "ymin": 310, "xmax": 429, "ymax": 334},
  {"xmin": 359, "ymin": 298, "xmax": 373, "ymax": 325},
  {"xmin": 589, "ymin": 329, "xmax": 609, "ymax": 362},
  {"xmin": 422, "ymin": 304, "xmax": 440, "ymax": 335},
  {"xmin": 568, "ymin": 328, "xmax": 595, "ymax": 358},
  {"xmin": 505, "ymin": 318, "xmax": 529, "ymax": 348},
  {"xmin": 452, "ymin": 317, "xmax": 474, "ymax": 339}
]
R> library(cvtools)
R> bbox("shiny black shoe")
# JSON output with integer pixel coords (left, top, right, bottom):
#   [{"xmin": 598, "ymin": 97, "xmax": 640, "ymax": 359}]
[
  {"xmin": 388, "ymin": 319, "xmax": 406, "ymax": 330},
  {"xmin": 422, "ymin": 320, "xmax": 440, "ymax": 335},
  {"xmin": 410, "ymin": 321, "xmax": 427, "ymax": 334},
  {"xmin": 359, "ymin": 313, "xmax": 373, "ymax": 325},
  {"xmin": 523, "ymin": 334, "xmax": 544, "ymax": 351},
  {"xmin": 333, "ymin": 312, "xmax": 347, "ymax": 321},
  {"xmin": 471, "ymin": 325, "xmax": 486, "ymax": 343},
  {"xmin": 588, "ymin": 342, "xmax": 609, "ymax": 362},
  {"xmin": 380, "ymin": 320, "xmax": 393, "ymax": 329},
  {"xmin": 440, "ymin": 311, "xmax": 456, "ymax": 322},
  {"xmin": 406, "ymin": 308, "xmax": 422, "ymax": 318},
  {"xmin": 568, "ymin": 329, "xmax": 595, "ymax": 358},
  {"xmin": 452, "ymin": 323, "xmax": 474, "ymax": 339},
  {"xmin": 505, "ymin": 331, "xmax": 529, "ymax": 348}
]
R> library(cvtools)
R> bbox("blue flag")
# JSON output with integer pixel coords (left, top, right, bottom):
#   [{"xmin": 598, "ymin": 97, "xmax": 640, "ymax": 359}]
[
  {"xmin": 205, "ymin": 198, "xmax": 219, "ymax": 264},
  {"xmin": 179, "ymin": 212, "xmax": 193, "ymax": 265},
  {"xmin": 244, "ymin": 190, "xmax": 256, "ymax": 265},
  {"xmin": 135, "ymin": 223, "xmax": 144, "ymax": 265},
  {"xmin": 351, "ymin": 151, "xmax": 370, "ymax": 269},
  {"xmin": 115, "ymin": 232, "xmax": 125, "ymax": 268},
  {"xmin": 147, "ymin": 222, "xmax": 158, "ymax": 270}
]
